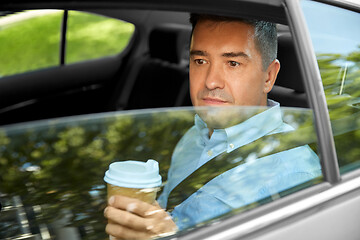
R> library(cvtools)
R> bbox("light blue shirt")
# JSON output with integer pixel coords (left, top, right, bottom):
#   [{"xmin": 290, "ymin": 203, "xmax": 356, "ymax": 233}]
[{"xmin": 158, "ymin": 100, "xmax": 322, "ymax": 230}]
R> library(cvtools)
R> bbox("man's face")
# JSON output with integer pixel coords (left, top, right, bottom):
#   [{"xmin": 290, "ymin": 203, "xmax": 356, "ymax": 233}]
[{"xmin": 189, "ymin": 19, "xmax": 278, "ymax": 107}]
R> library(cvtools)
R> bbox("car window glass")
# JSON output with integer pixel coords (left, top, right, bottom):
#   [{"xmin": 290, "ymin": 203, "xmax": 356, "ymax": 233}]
[
  {"xmin": 0, "ymin": 10, "xmax": 135, "ymax": 78},
  {"xmin": 0, "ymin": 10, "xmax": 62, "ymax": 77},
  {"xmin": 301, "ymin": 0, "xmax": 360, "ymax": 174},
  {"xmin": 65, "ymin": 11, "xmax": 135, "ymax": 64},
  {"xmin": 0, "ymin": 107, "xmax": 322, "ymax": 239}
]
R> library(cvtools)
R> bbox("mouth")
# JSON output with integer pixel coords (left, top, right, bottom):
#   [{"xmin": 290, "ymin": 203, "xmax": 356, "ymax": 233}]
[{"xmin": 202, "ymin": 97, "xmax": 228, "ymax": 105}]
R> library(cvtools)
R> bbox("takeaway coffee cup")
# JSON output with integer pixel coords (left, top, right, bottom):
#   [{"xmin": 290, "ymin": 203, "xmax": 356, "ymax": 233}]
[{"xmin": 104, "ymin": 160, "xmax": 162, "ymax": 204}]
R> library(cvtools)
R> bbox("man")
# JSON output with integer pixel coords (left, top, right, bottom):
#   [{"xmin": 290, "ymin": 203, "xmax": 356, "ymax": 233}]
[{"xmin": 104, "ymin": 14, "xmax": 321, "ymax": 239}]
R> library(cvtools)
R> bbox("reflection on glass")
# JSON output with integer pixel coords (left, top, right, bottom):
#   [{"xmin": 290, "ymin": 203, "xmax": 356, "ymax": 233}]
[
  {"xmin": 159, "ymin": 105, "xmax": 322, "ymax": 230},
  {"xmin": 0, "ymin": 107, "xmax": 322, "ymax": 239},
  {"xmin": 301, "ymin": 0, "xmax": 360, "ymax": 173}
]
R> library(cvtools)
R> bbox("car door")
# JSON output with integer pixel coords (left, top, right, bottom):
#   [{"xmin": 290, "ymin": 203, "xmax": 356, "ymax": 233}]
[
  {"xmin": 197, "ymin": 1, "xmax": 360, "ymax": 239},
  {"xmin": 0, "ymin": 1, "xmax": 359, "ymax": 240},
  {"xmin": 173, "ymin": 1, "xmax": 360, "ymax": 239}
]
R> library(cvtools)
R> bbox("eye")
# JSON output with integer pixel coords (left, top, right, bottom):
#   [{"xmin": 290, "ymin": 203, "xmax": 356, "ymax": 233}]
[
  {"xmin": 194, "ymin": 59, "xmax": 208, "ymax": 65},
  {"xmin": 228, "ymin": 61, "xmax": 240, "ymax": 67}
]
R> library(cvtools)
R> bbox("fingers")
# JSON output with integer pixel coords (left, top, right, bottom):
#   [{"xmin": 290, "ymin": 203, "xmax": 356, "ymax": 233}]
[
  {"xmin": 106, "ymin": 221, "xmax": 152, "ymax": 240},
  {"xmin": 104, "ymin": 206, "xmax": 149, "ymax": 231},
  {"xmin": 104, "ymin": 195, "xmax": 178, "ymax": 239},
  {"xmin": 108, "ymin": 195, "xmax": 158, "ymax": 218},
  {"xmin": 146, "ymin": 214, "xmax": 177, "ymax": 235},
  {"xmin": 105, "ymin": 196, "xmax": 168, "ymax": 232}
]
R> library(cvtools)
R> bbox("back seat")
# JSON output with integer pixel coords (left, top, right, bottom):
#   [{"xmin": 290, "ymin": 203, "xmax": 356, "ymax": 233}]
[
  {"xmin": 115, "ymin": 23, "xmax": 192, "ymax": 110},
  {"xmin": 269, "ymin": 32, "xmax": 309, "ymax": 108}
]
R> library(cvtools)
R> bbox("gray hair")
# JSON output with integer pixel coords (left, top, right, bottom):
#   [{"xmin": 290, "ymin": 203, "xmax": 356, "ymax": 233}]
[{"xmin": 189, "ymin": 14, "xmax": 277, "ymax": 70}]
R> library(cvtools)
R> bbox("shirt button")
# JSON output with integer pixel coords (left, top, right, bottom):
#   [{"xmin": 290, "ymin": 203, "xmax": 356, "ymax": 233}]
[
  {"xmin": 229, "ymin": 143, "xmax": 235, "ymax": 149},
  {"xmin": 207, "ymin": 150, "xmax": 213, "ymax": 157}
]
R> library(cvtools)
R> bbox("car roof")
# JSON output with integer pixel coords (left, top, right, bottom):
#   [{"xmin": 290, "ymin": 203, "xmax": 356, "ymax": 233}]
[
  {"xmin": 1, "ymin": 0, "xmax": 358, "ymax": 26},
  {"xmin": 0, "ymin": 0, "xmax": 288, "ymax": 24}
]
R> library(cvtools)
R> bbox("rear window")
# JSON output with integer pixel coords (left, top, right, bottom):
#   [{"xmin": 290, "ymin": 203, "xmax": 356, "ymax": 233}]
[
  {"xmin": 0, "ymin": 10, "xmax": 135, "ymax": 77},
  {"xmin": 65, "ymin": 10, "xmax": 135, "ymax": 64}
]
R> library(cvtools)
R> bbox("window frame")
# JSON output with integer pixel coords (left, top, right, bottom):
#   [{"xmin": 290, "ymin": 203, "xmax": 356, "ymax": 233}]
[
  {"xmin": 285, "ymin": 0, "xmax": 341, "ymax": 184},
  {"xmin": 60, "ymin": 9, "xmax": 67, "ymax": 65}
]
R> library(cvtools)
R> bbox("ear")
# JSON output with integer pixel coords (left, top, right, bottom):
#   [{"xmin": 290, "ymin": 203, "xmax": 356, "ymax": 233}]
[{"xmin": 263, "ymin": 59, "xmax": 280, "ymax": 94}]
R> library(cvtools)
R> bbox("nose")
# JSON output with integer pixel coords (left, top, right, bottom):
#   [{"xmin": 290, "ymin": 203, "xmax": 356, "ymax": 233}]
[{"xmin": 205, "ymin": 63, "xmax": 225, "ymax": 90}]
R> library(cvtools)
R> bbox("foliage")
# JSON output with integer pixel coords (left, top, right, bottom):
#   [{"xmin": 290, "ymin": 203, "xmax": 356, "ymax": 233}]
[
  {"xmin": 0, "ymin": 10, "xmax": 134, "ymax": 77},
  {"xmin": 317, "ymin": 48, "xmax": 360, "ymax": 172},
  {"xmin": 0, "ymin": 106, "xmax": 323, "ymax": 238},
  {"xmin": 66, "ymin": 11, "xmax": 134, "ymax": 64},
  {"xmin": 0, "ymin": 110, "xmax": 193, "ymax": 239},
  {"xmin": 0, "ymin": 11, "xmax": 62, "ymax": 76}
]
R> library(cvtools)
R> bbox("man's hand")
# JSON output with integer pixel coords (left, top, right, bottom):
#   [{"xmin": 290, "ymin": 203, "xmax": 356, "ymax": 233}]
[{"xmin": 104, "ymin": 195, "xmax": 177, "ymax": 240}]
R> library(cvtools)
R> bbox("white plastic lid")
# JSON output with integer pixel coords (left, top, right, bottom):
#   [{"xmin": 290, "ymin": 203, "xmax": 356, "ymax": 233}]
[{"xmin": 104, "ymin": 160, "xmax": 162, "ymax": 188}]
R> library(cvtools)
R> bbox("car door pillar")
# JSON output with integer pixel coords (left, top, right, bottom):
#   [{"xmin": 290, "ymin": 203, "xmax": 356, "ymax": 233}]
[{"xmin": 284, "ymin": 0, "xmax": 340, "ymax": 184}]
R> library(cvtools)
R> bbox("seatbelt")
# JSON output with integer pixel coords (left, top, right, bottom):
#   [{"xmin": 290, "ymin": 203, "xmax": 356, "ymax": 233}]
[{"xmin": 166, "ymin": 125, "xmax": 317, "ymax": 211}]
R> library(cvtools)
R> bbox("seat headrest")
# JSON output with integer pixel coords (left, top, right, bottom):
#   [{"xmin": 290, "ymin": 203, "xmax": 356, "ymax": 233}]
[
  {"xmin": 149, "ymin": 24, "xmax": 192, "ymax": 64},
  {"xmin": 276, "ymin": 33, "xmax": 305, "ymax": 93}
]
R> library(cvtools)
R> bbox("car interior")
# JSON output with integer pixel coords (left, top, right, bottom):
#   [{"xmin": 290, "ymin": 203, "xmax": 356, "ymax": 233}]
[
  {"xmin": 110, "ymin": 22, "xmax": 192, "ymax": 110},
  {"xmin": 0, "ymin": 8, "xmax": 308, "ymax": 126}
]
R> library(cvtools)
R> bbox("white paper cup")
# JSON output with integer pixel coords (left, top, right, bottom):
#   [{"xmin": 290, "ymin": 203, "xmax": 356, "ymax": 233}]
[{"xmin": 104, "ymin": 160, "xmax": 162, "ymax": 204}]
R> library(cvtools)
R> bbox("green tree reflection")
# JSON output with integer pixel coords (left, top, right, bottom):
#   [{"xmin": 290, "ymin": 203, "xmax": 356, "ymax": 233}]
[
  {"xmin": 0, "ymin": 107, "xmax": 320, "ymax": 239},
  {"xmin": 317, "ymin": 47, "xmax": 360, "ymax": 172},
  {"xmin": 0, "ymin": 111, "xmax": 193, "ymax": 239}
]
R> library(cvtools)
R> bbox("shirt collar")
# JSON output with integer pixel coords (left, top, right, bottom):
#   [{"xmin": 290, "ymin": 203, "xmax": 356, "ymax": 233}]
[
  {"xmin": 194, "ymin": 114, "xmax": 210, "ymax": 143},
  {"xmin": 194, "ymin": 99, "xmax": 283, "ymax": 152}
]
